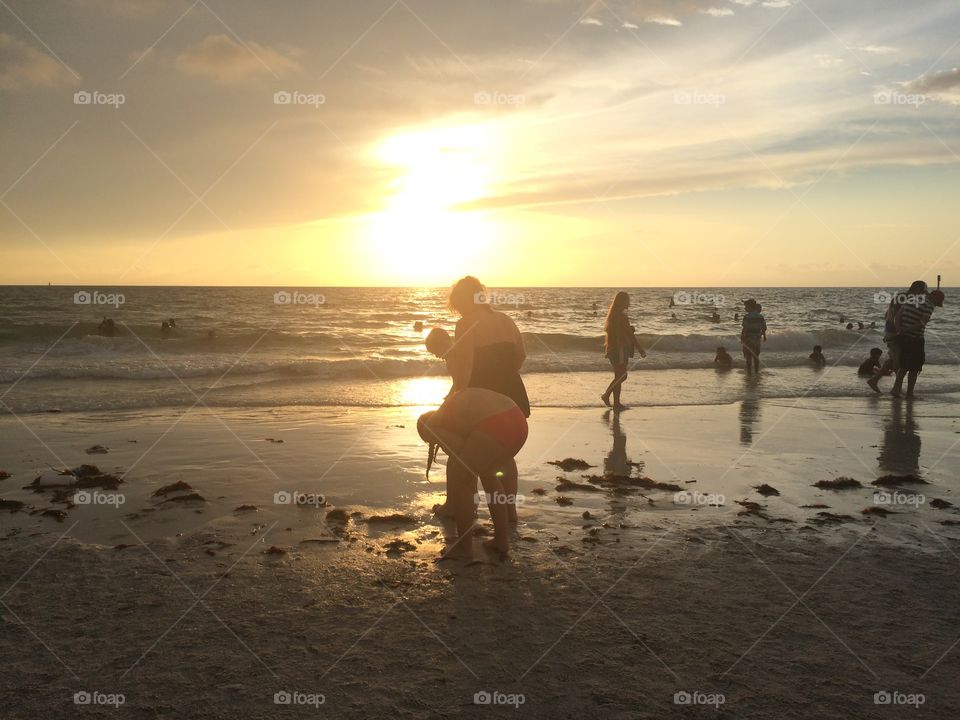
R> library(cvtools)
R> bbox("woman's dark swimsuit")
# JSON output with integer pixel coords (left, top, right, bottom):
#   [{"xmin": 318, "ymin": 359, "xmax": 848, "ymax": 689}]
[{"xmin": 469, "ymin": 342, "xmax": 531, "ymax": 417}]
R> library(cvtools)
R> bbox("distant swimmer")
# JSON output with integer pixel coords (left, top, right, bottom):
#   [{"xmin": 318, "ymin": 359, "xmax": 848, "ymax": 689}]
[
  {"xmin": 710, "ymin": 311, "xmax": 721, "ymax": 323},
  {"xmin": 97, "ymin": 317, "xmax": 117, "ymax": 337},
  {"xmin": 526, "ymin": 311, "xmax": 533, "ymax": 319},
  {"xmin": 857, "ymin": 321, "xmax": 864, "ymax": 330},
  {"xmin": 413, "ymin": 321, "xmax": 424, "ymax": 332},
  {"xmin": 161, "ymin": 320, "xmax": 171, "ymax": 336},
  {"xmin": 808, "ymin": 345, "xmax": 826, "ymax": 368},
  {"xmin": 869, "ymin": 321, "xmax": 876, "ymax": 328},
  {"xmin": 168, "ymin": 318, "xmax": 177, "ymax": 328},
  {"xmin": 714, "ymin": 346, "xmax": 733, "ymax": 370},
  {"xmin": 857, "ymin": 348, "xmax": 883, "ymax": 377},
  {"xmin": 670, "ymin": 312, "xmax": 677, "ymax": 320},
  {"xmin": 669, "ymin": 296, "xmax": 675, "ymax": 308},
  {"xmin": 839, "ymin": 315, "xmax": 845, "ymax": 324},
  {"xmin": 846, "ymin": 322, "xmax": 854, "ymax": 330},
  {"xmin": 734, "ymin": 313, "xmax": 739, "ymax": 322}
]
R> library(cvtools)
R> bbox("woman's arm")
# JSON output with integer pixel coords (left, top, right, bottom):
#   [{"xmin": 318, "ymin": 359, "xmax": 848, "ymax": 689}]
[{"xmin": 452, "ymin": 316, "xmax": 476, "ymax": 389}]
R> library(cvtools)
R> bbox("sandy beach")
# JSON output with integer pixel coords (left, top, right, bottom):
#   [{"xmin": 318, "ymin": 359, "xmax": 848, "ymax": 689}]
[{"xmin": 3, "ymin": 393, "xmax": 960, "ymax": 718}]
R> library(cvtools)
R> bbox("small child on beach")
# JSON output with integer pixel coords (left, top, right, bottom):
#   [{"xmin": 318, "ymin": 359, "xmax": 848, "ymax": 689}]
[
  {"xmin": 425, "ymin": 327, "xmax": 459, "ymax": 395},
  {"xmin": 740, "ymin": 300, "xmax": 766, "ymax": 375},
  {"xmin": 809, "ymin": 345, "xmax": 826, "ymax": 367},
  {"xmin": 418, "ymin": 387, "xmax": 527, "ymax": 557},
  {"xmin": 714, "ymin": 346, "xmax": 733, "ymax": 369},
  {"xmin": 858, "ymin": 348, "xmax": 884, "ymax": 377}
]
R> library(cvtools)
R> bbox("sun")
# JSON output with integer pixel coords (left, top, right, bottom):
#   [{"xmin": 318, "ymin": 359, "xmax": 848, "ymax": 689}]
[{"xmin": 363, "ymin": 123, "xmax": 502, "ymax": 284}]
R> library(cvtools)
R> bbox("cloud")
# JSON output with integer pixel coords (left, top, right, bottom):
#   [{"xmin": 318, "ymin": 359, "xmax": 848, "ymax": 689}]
[
  {"xmin": 701, "ymin": 8, "xmax": 734, "ymax": 17},
  {"xmin": 762, "ymin": 0, "xmax": 795, "ymax": 7},
  {"xmin": 77, "ymin": 0, "xmax": 184, "ymax": 16},
  {"xmin": 815, "ymin": 54, "xmax": 844, "ymax": 69},
  {"xmin": 645, "ymin": 16, "xmax": 682, "ymax": 26},
  {"xmin": 174, "ymin": 34, "xmax": 300, "ymax": 83},
  {"xmin": 904, "ymin": 67, "xmax": 960, "ymax": 103},
  {"xmin": 858, "ymin": 45, "xmax": 898, "ymax": 55},
  {"xmin": 580, "ymin": 17, "xmax": 604, "ymax": 26},
  {"xmin": 0, "ymin": 33, "xmax": 77, "ymax": 90}
]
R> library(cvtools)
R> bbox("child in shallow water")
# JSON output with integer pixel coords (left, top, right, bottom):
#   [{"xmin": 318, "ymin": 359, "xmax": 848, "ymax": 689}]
[{"xmin": 418, "ymin": 387, "xmax": 527, "ymax": 556}]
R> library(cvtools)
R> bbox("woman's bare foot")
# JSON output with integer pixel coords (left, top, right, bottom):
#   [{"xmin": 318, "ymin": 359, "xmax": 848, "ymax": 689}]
[
  {"xmin": 432, "ymin": 502, "xmax": 455, "ymax": 519},
  {"xmin": 890, "ymin": 389, "xmax": 902, "ymax": 398},
  {"xmin": 482, "ymin": 538, "xmax": 509, "ymax": 557},
  {"xmin": 600, "ymin": 394, "xmax": 611, "ymax": 407}
]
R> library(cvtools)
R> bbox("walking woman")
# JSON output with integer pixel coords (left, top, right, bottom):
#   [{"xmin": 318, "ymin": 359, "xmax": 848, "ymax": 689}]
[{"xmin": 601, "ymin": 291, "xmax": 646, "ymax": 409}]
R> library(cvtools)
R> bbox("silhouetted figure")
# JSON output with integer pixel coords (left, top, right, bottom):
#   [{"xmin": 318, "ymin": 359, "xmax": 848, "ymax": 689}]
[
  {"xmin": 413, "ymin": 321, "xmax": 424, "ymax": 332},
  {"xmin": 448, "ymin": 276, "xmax": 529, "ymax": 417},
  {"xmin": 858, "ymin": 348, "xmax": 883, "ymax": 378},
  {"xmin": 740, "ymin": 299, "xmax": 766, "ymax": 375},
  {"xmin": 601, "ymin": 291, "xmax": 647, "ymax": 409},
  {"xmin": 809, "ymin": 345, "xmax": 826, "ymax": 367},
  {"xmin": 846, "ymin": 322, "xmax": 854, "ymax": 330},
  {"xmin": 715, "ymin": 346, "xmax": 733, "ymax": 370},
  {"xmin": 97, "ymin": 317, "xmax": 116, "ymax": 337}
]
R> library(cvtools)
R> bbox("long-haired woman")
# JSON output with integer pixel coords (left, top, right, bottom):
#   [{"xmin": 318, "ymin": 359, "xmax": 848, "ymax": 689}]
[{"xmin": 601, "ymin": 291, "xmax": 646, "ymax": 409}]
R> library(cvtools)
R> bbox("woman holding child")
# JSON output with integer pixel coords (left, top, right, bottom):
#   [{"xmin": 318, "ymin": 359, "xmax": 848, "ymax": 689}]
[{"xmin": 417, "ymin": 277, "xmax": 530, "ymax": 557}]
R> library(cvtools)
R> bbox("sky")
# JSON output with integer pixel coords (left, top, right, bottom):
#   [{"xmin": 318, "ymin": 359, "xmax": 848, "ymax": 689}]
[{"xmin": 1, "ymin": 0, "xmax": 959, "ymax": 287}]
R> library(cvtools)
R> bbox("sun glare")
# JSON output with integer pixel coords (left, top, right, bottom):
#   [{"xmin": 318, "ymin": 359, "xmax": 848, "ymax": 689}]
[{"xmin": 364, "ymin": 123, "xmax": 502, "ymax": 283}]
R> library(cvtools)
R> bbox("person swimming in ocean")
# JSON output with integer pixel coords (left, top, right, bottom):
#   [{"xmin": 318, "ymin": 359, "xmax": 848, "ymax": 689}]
[
  {"xmin": 710, "ymin": 310, "xmax": 721, "ymax": 323},
  {"xmin": 97, "ymin": 317, "xmax": 117, "ymax": 337},
  {"xmin": 715, "ymin": 346, "xmax": 733, "ymax": 370},
  {"xmin": 809, "ymin": 345, "xmax": 826, "ymax": 367},
  {"xmin": 601, "ymin": 291, "xmax": 647, "ymax": 409},
  {"xmin": 418, "ymin": 387, "xmax": 527, "ymax": 556}
]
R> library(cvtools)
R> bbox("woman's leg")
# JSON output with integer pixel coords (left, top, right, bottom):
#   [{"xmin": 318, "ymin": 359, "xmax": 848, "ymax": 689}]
[
  {"xmin": 603, "ymin": 364, "xmax": 628, "ymax": 407},
  {"xmin": 446, "ymin": 432, "xmax": 513, "ymax": 554}
]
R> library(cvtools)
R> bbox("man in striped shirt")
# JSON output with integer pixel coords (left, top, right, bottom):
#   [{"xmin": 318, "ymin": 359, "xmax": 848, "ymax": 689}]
[{"xmin": 890, "ymin": 281, "xmax": 943, "ymax": 398}]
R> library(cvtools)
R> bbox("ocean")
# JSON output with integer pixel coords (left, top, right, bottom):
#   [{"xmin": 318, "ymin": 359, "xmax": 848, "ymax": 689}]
[{"xmin": 1, "ymin": 286, "xmax": 957, "ymax": 414}]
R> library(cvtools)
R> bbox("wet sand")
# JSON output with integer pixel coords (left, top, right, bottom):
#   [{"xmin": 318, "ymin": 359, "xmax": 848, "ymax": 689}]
[{"xmin": 2, "ymin": 394, "xmax": 960, "ymax": 717}]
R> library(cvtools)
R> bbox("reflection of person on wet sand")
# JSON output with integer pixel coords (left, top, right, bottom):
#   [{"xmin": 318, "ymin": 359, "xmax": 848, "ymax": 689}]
[
  {"xmin": 418, "ymin": 388, "xmax": 527, "ymax": 557},
  {"xmin": 739, "ymin": 397, "xmax": 761, "ymax": 445},
  {"xmin": 877, "ymin": 401, "xmax": 921, "ymax": 476},
  {"xmin": 603, "ymin": 410, "xmax": 630, "ymax": 476}
]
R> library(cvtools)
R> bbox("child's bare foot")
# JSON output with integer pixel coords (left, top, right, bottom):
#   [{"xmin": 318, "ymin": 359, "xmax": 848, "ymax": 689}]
[
  {"xmin": 482, "ymin": 538, "xmax": 509, "ymax": 557},
  {"xmin": 867, "ymin": 377, "xmax": 880, "ymax": 393}
]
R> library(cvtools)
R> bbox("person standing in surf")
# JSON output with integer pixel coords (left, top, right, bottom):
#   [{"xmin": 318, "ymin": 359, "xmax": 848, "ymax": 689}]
[
  {"xmin": 448, "ymin": 276, "xmax": 530, "ymax": 415},
  {"xmin": 601, "ymin": 291, "xmax": 647, "ymax": 409}
]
